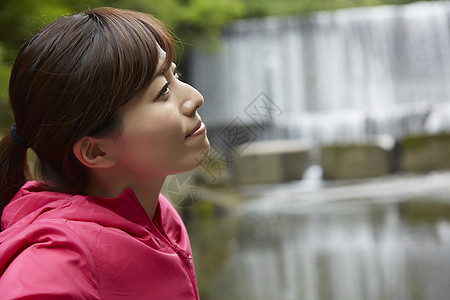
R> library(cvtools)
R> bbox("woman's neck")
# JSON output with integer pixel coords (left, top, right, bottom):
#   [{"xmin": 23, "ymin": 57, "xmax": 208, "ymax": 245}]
[
  {"xmin": 86, "ymin": 170, "xmax": 166, "ymax": 219},
  {"xmin": 127, "ymin": 178, "xmax": 166, "ymax": 219}
]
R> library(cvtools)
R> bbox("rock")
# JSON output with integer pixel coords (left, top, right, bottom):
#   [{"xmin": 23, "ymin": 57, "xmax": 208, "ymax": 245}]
[
  {"xmin": 232, "ymin": 139, "xmax": 310, "ymax": 185},
  {"xmin": 401, "ymin": 133, "xmax": 450, "ymax": 173},
  {"xmin": 320, "ymin": 135, "xmax": 395, "ymax": 180}
]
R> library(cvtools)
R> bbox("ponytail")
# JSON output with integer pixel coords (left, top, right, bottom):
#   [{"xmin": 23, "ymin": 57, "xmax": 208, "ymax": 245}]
[{"xmin": 0, "ymin": 132, "xmax": 31, "ymax": 217}]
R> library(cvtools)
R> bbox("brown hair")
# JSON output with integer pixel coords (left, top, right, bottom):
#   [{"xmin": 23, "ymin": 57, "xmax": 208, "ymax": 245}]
[{"xmin": 0, "ymin": 7, "xmax": 175, "ymax": 213}]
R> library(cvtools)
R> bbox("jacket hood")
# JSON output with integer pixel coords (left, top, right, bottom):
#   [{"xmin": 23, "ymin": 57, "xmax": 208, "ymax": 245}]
[
  {"xmin": 1, "ymin": 181, "xmax": 151, "ymax": 235},
  {"xmin": 2, "ymin": 181, "xmax": 59, "ymax": 231}
]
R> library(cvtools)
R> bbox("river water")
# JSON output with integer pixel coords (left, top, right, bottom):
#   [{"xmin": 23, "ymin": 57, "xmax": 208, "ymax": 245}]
[{"xmin": 186, "ymin": 171, "xmax": 450, "ymax": 300}]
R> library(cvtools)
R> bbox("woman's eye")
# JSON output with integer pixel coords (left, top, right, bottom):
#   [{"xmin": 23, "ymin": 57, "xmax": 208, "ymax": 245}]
[
  {"xmin": 155, "ymin": 67, "xmax": 180, "ymax": 101},
  {"xmin": 158, "ymin": 82, "xmax": 170, "ymax": 99}
]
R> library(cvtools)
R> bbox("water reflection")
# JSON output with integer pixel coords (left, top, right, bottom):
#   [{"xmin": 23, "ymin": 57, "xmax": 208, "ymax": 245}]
[{"xmin": 187, "ymin": 173, "xmax": 450, "ymax": 300}]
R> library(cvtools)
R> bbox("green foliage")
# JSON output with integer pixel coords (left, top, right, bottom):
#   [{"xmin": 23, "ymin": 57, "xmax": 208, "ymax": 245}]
[
  {"xmin": 0, "ymin": 0, "xmax": 87, "ymax": 61},
  {"xmin": 0, "ymin": 43, "xmax": 12, "ymax": 132},
  {"xmin": 102, "ymin": 0, "xmax": 246, "ymax": 51},
  {"xmin": 0, "ymin": 66, "xmax": 12, "ymax": 133}
]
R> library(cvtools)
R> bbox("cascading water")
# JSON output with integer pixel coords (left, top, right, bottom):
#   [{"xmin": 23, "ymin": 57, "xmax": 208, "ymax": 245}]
[{"xmin": 190, "ymin": 1, "xmax": 450, "ymax": 144}]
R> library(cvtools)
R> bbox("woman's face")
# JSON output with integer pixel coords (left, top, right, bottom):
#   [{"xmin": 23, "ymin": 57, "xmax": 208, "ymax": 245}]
[{"xmin": 107, "ymin": 52, "xmax": 210, "ymax": 180}]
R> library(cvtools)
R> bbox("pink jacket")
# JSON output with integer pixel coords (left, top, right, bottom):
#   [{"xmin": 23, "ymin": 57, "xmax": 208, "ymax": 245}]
[{"xmin": 0, "ymin": 181, "xmax": 199, "ymax": 299}]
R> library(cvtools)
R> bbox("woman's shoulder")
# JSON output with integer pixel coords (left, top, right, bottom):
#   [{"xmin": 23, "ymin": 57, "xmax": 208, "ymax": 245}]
[
  {"xmin": 0, "ymin": 218, "xmax": 100, "ymax": 298},
  {"xmin": 1, "ymin": 181, "xmax": 90, "ymax": 231}
]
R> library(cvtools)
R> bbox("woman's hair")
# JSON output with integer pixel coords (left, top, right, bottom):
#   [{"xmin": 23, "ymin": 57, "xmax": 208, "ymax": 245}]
[{"xmin": 0, "ymin": 7, "xmax": 175, "ymax": 212}]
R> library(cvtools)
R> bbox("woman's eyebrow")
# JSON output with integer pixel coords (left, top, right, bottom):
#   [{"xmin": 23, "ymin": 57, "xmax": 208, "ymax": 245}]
[
  {"xmin": 153, "ymin": 63, "xmax": 175, "ymax": 79},
  {"xmin": 154, "ymin": 68, "xmax": 167, "ymax": 78}
]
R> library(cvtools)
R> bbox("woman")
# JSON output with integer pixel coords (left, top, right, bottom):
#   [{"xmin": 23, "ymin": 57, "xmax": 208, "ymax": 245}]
[{"xmin": 0, "ymin": 7, "xmax": 209, "ymax": 299}]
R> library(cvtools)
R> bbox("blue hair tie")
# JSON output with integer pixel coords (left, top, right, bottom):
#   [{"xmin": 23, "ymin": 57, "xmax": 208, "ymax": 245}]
[{"xmin": 10, "ymin": 123, "xmax": 29, "ymax": 149}]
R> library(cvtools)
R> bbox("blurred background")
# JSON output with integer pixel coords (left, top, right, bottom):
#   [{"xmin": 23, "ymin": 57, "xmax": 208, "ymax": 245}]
[{"xmin": 1, "ymin": 0, "xmax": 450, "ymax": 299}]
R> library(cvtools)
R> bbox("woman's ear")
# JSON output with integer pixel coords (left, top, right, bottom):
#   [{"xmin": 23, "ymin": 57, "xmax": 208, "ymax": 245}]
[{"xmin": 73, "ymin": 137, "xmax": 116, "ymax": 169}]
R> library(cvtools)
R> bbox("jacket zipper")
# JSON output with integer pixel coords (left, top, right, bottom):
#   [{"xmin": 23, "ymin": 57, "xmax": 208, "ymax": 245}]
[
  {"xmin": 172, "ymin": 243, "xmax": 200, "ymax": 300},
  {"xmin": 150, "ymin": 215, "xmax": 200, "ymax": 300},
  {"xmin": 131, "ymin": 194, "xmax": 200, "ymax": 299}
]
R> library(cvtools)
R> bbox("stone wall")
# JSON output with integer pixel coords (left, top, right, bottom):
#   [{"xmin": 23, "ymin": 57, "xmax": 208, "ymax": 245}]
[
  {"xmin": 232, "ymin": 139, "xmax": 310, "ymax": 185},
  {"xmin": 320, "ymin": 143, "xmax": 395, "ymax": 180},
  {"xmin": 230, "ymin": 133, "xmax": 450, "ymax": 185},
  {"xmin": 401, "ymin": 133, "xmax": 450, "ymax": 173}
]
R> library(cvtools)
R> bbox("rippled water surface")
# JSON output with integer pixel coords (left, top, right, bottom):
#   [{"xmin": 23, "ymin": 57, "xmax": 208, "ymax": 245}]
[{"xmin": 187, "ymin": 172, "xmax": 450, "ymax": 300}]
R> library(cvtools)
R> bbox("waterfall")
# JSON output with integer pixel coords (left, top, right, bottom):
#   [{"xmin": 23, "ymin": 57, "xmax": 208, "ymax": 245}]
[{"xmin": 190, "ymin": 1, "xmax": 450, "ymax": 144}]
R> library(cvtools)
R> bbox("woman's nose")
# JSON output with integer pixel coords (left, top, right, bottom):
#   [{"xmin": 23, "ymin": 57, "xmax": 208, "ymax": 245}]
[{"xmin": 181, "ymin": 83, "xmax": 204, "ymax": 117}]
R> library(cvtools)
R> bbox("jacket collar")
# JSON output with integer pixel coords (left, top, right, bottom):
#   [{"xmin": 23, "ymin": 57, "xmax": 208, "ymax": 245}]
[{"xmin": 2, "ymin": 181, "xmax": 158, "ymax": 233}]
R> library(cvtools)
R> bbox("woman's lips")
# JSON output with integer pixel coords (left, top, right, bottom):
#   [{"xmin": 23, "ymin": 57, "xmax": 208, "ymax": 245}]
[{"xmin": 187, "ymin": 121, "xmax": 206, "ymax": 138}]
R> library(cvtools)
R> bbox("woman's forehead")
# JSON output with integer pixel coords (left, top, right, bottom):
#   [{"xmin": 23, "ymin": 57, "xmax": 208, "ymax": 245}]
[{"xmin": 157, "ymin": 47, "xmax": 167, "ymax": 70}]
